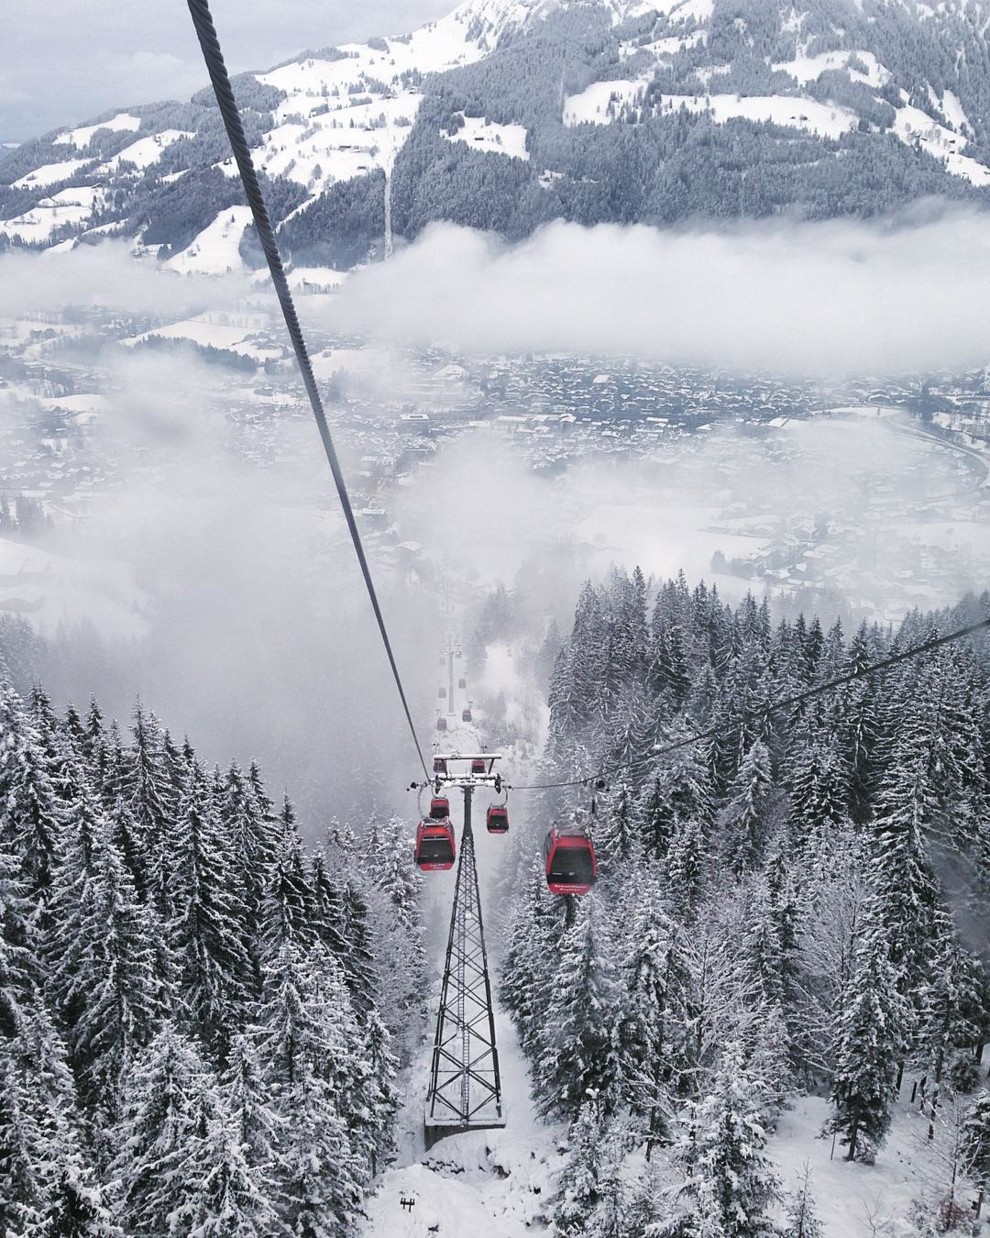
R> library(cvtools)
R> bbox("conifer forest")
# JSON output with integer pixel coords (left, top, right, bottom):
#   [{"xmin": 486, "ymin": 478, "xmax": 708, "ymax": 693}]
[
  {"xmin": 500, "ymin": 571, "xmax": 990, "ymax": 1235},
  {"xmin": 0, "ymin": 616, "xmax": 416, "ymax": 1235},
  {"xmin": 4, "ymin": 568, "xmax": 990, "ymax": 1234}
]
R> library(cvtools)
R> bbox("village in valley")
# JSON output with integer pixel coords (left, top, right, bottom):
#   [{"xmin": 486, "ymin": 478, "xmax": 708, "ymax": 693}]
[{"xmin": 3, "ymin": 289, "xmax": 990, "ymax": 627}]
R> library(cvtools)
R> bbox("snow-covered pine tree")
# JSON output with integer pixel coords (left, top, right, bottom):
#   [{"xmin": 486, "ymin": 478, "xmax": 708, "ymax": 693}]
[
  {"xmin": 223, "ymin": 762, "xmax": 282, "ymax": 991},
  {"xmin": 960, "ymin": 1090, "xmax": 990, "ymax": 1187},
  {"xmin": 674, "ymin": 1041, "xmax": 780, "ymax": 1237},
  {"xmin": 785, "ymin": 732, "xmax": 849, "ymax": 853},
  {"xmin": 46, "ymin": 800, "xmax": 163, "ymax": 1120},
  {"xmin": 118, "ymin": 702, "xmax": 173, "ymax": 901},
  {"xmin": 501, "ymin": 854, "xmax": 564, "ymax": 1063},
  {"xmin": 537, "ymin": 896, "xmax": 623, "ymax": 1122},
  {"xmin": 0, "ymin": 833, "xmax": 40, "ymax": 1035},
  {"xmin": 720, "ymin": 739, "xmax": 774, "ymax": 875},
  {"xmin": 308, "ymin": 851, "xmax": 349, "ymax": 959},
  {"xmin": 221, "ymin": 1031, "xmax": 284, "ymax": 1195},
  {"xmin": 791, "ymin": 821, "xmax": 865, "ymax": 1081},
  {"xmin": 254, "ymin": 941, "xmax": 365, "ymax": 1235},
  {"xmin": 618, "ymin": 879, "xmax": 692, "ymax": 1150},
  {"xmin": 368, "ymin": 812, "xmax": 421, "ymax": 916},
  {"xmin": 0, "ymin": 681, "xmax": 66, "ymax": 903},
  {"xmin": 828, "ymin": 918, "xmax": 909, "ymax": 1161},
  {"xmin": 0, "ymin": 1001, "xmax": 117, "ymax": 1236},
  {"xmin": 168, "ymin": 761, "xmax": 252, "ymax": 1056},
  {"xmin": 635, "ymin": 745, "xmax": 712, "ymax": 864},
  {"xmin": 782, "ymin": 1163, "xmax": 824, "ymax": 1238},
  {"xmin": 113, "ymin": 1021, "xmax": 280, "ymax": 1236},
  {"xmin": 868, "ymin": 708, "xmax": 942, "ymax": 1000},
  {"xmin": 259, "ymin": 793, "xmax": 316, "ymax": 965},
  {"xmin": 552, "ymin": 1097, "xmax": 631, "ymax": 1238},
  {"xmin": 836, "ymin": 622, "xmax": 885, "ymax": 824},
  {"xmin": 662, "ymin": 810, "xmax": 710, "ymax": 923}
]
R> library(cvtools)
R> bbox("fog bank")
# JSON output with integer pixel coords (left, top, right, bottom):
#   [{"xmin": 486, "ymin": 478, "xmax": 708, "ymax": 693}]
[{"xmin": 333, "ymin": 208, "xmax": 990, "ymax": 377}]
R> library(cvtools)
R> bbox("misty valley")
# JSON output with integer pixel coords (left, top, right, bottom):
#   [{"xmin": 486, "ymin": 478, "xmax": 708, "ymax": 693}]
[
  {"xmin": 3, "ymin": 265, "xmax": 990, "ymax": 1234},
  {"xmin": 5, "ymin": 0, "xmax": 990, "ymax": 1233}
]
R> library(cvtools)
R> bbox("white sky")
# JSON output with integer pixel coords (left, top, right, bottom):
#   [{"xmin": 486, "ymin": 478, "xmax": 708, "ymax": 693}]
[{"xmin": 0, "ymin": 0, "xmax": 455, "ymax": 143}]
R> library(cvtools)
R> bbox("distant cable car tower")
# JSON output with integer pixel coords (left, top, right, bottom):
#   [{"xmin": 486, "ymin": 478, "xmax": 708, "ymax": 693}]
[{"xmin": 420, "ymin": 753, "xmax": 506, "ymax": 1149}]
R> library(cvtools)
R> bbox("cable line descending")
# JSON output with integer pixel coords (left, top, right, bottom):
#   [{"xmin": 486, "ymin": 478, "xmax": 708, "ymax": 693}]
[
  {"xmin": 184, "ymin": 0, "xmax": 429, "ymax": 782},
  {"xmin": 513, "ymin": 612, "xmax": 990, "ymax": 792}
]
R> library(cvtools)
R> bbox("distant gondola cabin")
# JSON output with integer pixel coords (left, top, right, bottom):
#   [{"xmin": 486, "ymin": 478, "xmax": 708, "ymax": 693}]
[
  {"xmin": 471, "ymin": 758, "xmax": 486, "ymax": 774},
  {"xmin": 415, "ymin": 820, "xmax": 455, "ymax": 871},
  {"xmin": 543, "ymin": 826, "xmax": 597, "ymax": 895},
  {"xmin": 462, "ymin": 708, "xmax": 473, "ymax": 722},
  {"xmin": 429, "ymin": 796, "xmax": 450, "ymax": 820},
  {"xmin": 437, "ymin": 716, "xmax": 447, "ymax": 732},
  {"xmin": 487, "ymin": 805, "xmax": 509, "ymax": 834}
]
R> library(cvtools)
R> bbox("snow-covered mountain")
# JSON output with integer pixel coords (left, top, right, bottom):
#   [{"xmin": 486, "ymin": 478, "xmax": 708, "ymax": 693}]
[{"xmin": 3, "ymin": 0, "xmax": 990, "ymax": 270}]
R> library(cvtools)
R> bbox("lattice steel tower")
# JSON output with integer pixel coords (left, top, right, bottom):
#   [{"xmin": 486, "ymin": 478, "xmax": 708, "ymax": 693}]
[{"xmin": 425, "ymin": 783, "xmax": 505, "ymax": 1150}]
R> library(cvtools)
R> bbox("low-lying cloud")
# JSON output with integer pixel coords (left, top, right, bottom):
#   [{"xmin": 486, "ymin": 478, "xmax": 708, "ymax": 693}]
[
  {"xmin": 3, "ymin": 213, "xmax": 990, "ymax": 837},
  {"xmin": 0, "ymin": 242, "xmax": 249, "ymax": 319},
  {"xmin": 333, "ymin": 206, "xmax": 990, "ymax": 377}
]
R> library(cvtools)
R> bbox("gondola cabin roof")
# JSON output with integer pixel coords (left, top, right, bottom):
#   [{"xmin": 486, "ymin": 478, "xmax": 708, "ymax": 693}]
[
  {"xmin": 487, "ymin": 805, "xmax": 509, "ymax": 834},
  {"xmin": 415, "ymin": 819, "xmax": 455, "ymax": 871},
  {"xmin": 543, "ymin": 825, "xmax": 596, "ymax": 896}
]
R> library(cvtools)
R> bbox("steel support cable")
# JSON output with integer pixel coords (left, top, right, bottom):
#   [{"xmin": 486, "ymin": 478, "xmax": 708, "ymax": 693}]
[
  {"xmin": 184, "ymin": 0, "xmax": 429, "ymax": 781},
  {"xmin": 511, "ymin": 612, "xmax": 990, "ymax": 792}
]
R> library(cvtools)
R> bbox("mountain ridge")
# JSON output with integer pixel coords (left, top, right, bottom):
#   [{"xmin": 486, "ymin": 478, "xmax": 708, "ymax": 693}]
[{"xmin": 3, "ymin": 0, "xmax": 990, "ymax": 269}]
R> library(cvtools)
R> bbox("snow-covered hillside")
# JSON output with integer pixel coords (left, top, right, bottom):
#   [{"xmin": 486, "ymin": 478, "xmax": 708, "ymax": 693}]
[{"xmin": 3, "ymin": 0, "xmax": 990, "ymax": 267}]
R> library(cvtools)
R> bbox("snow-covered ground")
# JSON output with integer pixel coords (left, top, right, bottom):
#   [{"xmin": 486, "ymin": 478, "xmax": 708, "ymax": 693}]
[
  {"xmin": 52, "ymin": 112, "xmax": 141, "ymax": 149},
  {"xmin": 443, "ymin": 115, "xmax": 530, "ymax": 160},
  {"xmin": 163, "ymin": 206, "xmax": 254, "ymax": 276},
  {"xmin": 95, "ymin": 130, "xmax": 194, "ymax": 175},
  {"xmin": 0, "ymin": 186, "xmax": 107, "ymax": 245},
  {"xmin": 565, "ymin": 81, "xmax": 859, "ymax": 141},
  {"xmin": 769, "ymin": 1091, "xmax": 987, "ymax": 1236},
  {"xmin": 122, "ymin": 306, "xmax": 283, "ymax": 361},
  {"xmin": 363, "ymin": 1003, "xmax": 563, "ymax": 1236},
  {"xmin": 11, "ymin": 159, "xmax": 93, "ymax": 191},
  {"xmin": 0, "ymin": 535, "xmax": 147, "ymax": 638},
  {"xmin": 563, "ymin": 78, "xmax": 649, "ymax": 125},
  {"xmin": 773, "ymin": 49, "xmax": 891, "ymax": 90},
  {"xmin": 892, "ymin": 105, "xmax": 990, "ymax": 186},
  {"xmin": 252, "ymin": 4, "xmax": 493, "ymax": 196},
  {"xmin": 658, "ymin": 93, "xmax": 859, "ymax": 140}
]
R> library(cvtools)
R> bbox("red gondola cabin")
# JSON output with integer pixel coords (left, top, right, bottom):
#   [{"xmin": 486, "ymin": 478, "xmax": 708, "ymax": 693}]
[
  {"xmin": 471, "ymin": 758, "xmax": 486, "ymax": 774},
  {"xmin": 433, "ymin": 756, "xmax": 448, "ymax": 776},
  {"xmin": 437, "ymin": 716, "xmax": 447, "ymax": 732},
  {"xmin": 429, "ymin": 796, "xmax": 450, "ymax": 819},
  {"xmin": 462, "ymin": 708, "xmax": 473, "ymax": 722},
  {"xmin": 486, "ymin": 805, "xmax": 509, "ymax": 834},
  {"xmin": 415, "ymin": 819, "xmax": 455, "ymax": 871},
  {"xmin": 543, "ymin": 826, "xmax": 597, "ymax": 895}
]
